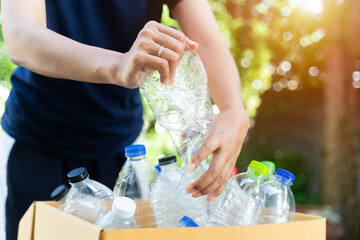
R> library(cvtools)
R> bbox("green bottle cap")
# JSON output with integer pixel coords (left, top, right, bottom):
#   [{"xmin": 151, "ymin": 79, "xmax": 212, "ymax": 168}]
[
  {"xmin": 248, "ymin": 160, "xmax": 270, "ymax": 177},
  {"xmin": 259, "ymin": 161, "xmax": 276, "ymax": 175}
]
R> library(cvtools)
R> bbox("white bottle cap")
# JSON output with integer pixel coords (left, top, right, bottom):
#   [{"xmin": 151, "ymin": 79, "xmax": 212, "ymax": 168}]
[{"xmin": 112, "ymin": 197, "xmax": 136, "ymax": 219}]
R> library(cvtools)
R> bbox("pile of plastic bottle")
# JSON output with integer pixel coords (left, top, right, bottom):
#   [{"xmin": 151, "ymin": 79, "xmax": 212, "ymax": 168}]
[
  {"xmin": 51, "ymin": 148, "xmax": 296, "ymax": 229},
  {"xmin": 50, "ymin": 45, "xmax": 296, "ymax": 230}
]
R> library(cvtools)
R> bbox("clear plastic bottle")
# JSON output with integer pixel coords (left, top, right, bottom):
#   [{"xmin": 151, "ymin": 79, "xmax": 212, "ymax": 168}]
[
  {"xmin": 151, "ymin": 155, "xmax": 184, "ymax": 227},
  {"xmin": 50, "ymin": 184, "xmax": 69, "ymax": 210},
  {"xmin": 141, "ymin": 44, "xmax": 213, "ymax": 167},
  {"xmin": 257, "ymin": 168, "xmax": 296, "ymax": 224},
  {"xmin": 64, "ymin": 167, "xmax": 113, "ymax": 223},
  {"xmin": 173, "ymin": 168, "xmax": 209, "ymax": 227},
  {"xmin": 113, "ymin": 145, "xmax": 157, "ymax": 228},
  {"xmin": 207, "ymin": 161, "xmax": 270, "ymax": 226},
  {"xmin": 176, "ymin": 216, "xmax": 199, "ymax": 228},
  {"xmin": 141, "ymin": 43, "xmax": 213, "ymax": 227},
  {"xmin": 95, "ymin": 197, "xmax": 138, "ymax": 229}
]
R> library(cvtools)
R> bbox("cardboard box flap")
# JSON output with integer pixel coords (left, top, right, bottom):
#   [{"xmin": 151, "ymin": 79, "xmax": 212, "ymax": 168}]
[
  {"xmin": 102, "ymin": 213, "xmax": 326, "ymax": 240},
  {"xmin": 294, "ymin": 212, "xmax": 322, "ymax": 221},
  {"xmin": 18, "ymin": 202, "xmax": 35, "ymax": 240},
  {"xmin": 33, "ymin": 202, "xmax": 102, "ymax": 240}
]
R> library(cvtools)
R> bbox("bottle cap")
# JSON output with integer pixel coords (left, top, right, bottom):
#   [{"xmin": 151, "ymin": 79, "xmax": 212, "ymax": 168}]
[
  {"xmin": 275, "ymin": 168, "xmax": 295, "ymax": 184},
  {"xmin": 155, "ymin": 164, "xmax": 161, "ymax": 173},
  {"xmin": 125, "ymin": 145, "xmax": 146, "ymax": 157},
  {"xmin": 248, "ymin": 160, "xmax": 270, "ymax": 177},
  {"xmin": 158, "ymin": 155, "xmax": 177, "ymax": 166},
  {"xmin": 179, "ymin": 216, "xmax": 199, "ymax": 227},
  {"xmin": 231, "ymin": 166, "xmax": 238, "ymax": 176},
  {"xmin": 50, "ymin": 184, "xmax": 69, "ymax": 201},
  {"xmin": 67, "ymin": 167, "xmax": 89, "ymax": 183},
  {"xmin": 259, "ymin": 161, "xmax": 276, "ymax": 175},
  {"xmin": 112, "ymin": 197, "xmax": 136, "ymax": 219}
]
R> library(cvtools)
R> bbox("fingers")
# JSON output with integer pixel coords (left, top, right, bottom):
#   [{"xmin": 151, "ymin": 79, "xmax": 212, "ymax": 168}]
[
  {"xmin": 186, "ymin": 149, "xmax": 227, "ymax": 195},
  {"xmin": 187, "ymin": 132, "xmax": 219, "ymax": 172},
  {"xmin": 151, "ymin": 42, "xmax": 182, "ymax": 84},
  {"xmin": 186, "ymin": 145, "xmax": 240, "ymax": 200},
  {"xmin": 157, "ymin": 24, "xmax": 186, "ymax": 43},
  {"xmin": 207, "ymin": 151, "xmax": 239, "ymax": 201},
  {"xmin": 136, "ymin": 53, "xmax": 170, "ymax": 85},
  {"xmin": 154, "ymin": 32, "xmax": 185, "ymax": 57},
  {"xmin": 140, "ymin": 21, "xmax": 198, "ymax": 84}
]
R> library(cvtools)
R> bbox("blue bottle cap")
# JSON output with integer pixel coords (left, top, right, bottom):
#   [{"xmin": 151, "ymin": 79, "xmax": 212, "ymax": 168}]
[
  {"xmin": 179, "ymin": 216, "xmax": 199, "ymax": 227},
  {"xmin": 275, "ymin": 168, "xmax": 295, "ymax": 184},
  {"xmin": 155, "ymin": 164, "xmax": 161, "ymax": 173},
  {"xmin": 124, "ymin": 145, "xmax": 146, "ymax": 157}
]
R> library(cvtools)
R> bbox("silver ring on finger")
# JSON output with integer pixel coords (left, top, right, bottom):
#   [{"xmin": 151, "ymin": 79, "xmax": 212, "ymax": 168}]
[{"xmin": 157, "ymin": 45, "xmax": 165, "ymax": 57}]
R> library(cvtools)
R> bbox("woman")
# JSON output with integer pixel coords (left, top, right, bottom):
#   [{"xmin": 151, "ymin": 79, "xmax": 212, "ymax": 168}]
[{"xmin": 0, "ymin": 0, "xmax": 249, "ymax": 239}]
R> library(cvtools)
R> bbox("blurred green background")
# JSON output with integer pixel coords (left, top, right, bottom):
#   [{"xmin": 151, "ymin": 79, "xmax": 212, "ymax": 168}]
[{"xmin": 1, "ymin": 0, "xmax": 359, "ymax": 238}]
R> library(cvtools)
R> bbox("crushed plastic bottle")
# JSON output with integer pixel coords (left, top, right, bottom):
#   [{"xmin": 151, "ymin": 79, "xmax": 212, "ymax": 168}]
[
  {"xmin": 141, "ymin": 44, "xmax": 213, "ymax": 167},
  {"xmin": 141, "ymin": 45, "xmax": 213, "ymax": 227},
  {"xmin": 113, "ymin": 144, "xmax": 157, "ymax": 228},
  {"xmin": 50, "ymin": 184, "xmax": 69, "ymax": 210},
  {"xmin": 150, "ymin": 155, "xmax": 185, "ymax": 227},
  {"xmin": 95, "ymin": 197, "xmax": 138, "ymax": 229},
  {"xmin": 207, "ymin": 161, "xmax": 270, "ymax": 226},
  {"xmin": 176, "ymin": 216, "xmax": 199, "ymax": 228},
  {"xmin": 64, "ymin": 167, "xmax": 113, "ymax": 223},
  {"xmin": 257, "ymin": 168, "xmax": 296, "ymax": 224}
]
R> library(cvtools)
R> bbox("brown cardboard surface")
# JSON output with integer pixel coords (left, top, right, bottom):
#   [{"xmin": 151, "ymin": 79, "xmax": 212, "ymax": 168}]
[
  {"xmin": 17, "ymin": 202, "xmax": 35, "ymax": 240},
  {"xmin": 102, "ymin": 214, "xmax": 326, "ymax": 240},
  {"xmin": 18, "ymin": 201, "xmax": 326, "ymax": 240},
  {"xmin": 134, "ymin": 199, "xmax": 157, "ymax": 228},
  {"xmin": 33, "ymin": 202, "xmax": 102, "ymax": 240}
]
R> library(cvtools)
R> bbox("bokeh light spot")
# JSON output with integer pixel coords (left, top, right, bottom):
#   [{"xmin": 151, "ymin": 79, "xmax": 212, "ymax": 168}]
[
  {"xmin": 252, "ymin": 79, "xmax": 263, "ymax": 90},
  {"xmin": 241, "ymin": 58, "xmax": 251, "ymax": 68},
  {"xmin": 282, "ymin": 31, "xmax": 294, "ymax": 41},
  {"xmin": 352, "ymin": 81, "xmax": 360, "ymax": 89},
  {"xmin": 280, "ymin": 7, "xmax": 292, "ymax": 17},
  {"xmin": 309, "ymin": 66, "xmax": 319, "ymax": 76},
  {"xmin": 280, "ymin": 61, "xmax": 292, "ymax": 72},
  {"xmin": 288, "ymin": 80, "xmax": 299, "ymax": 90},
  {"xmin": 263, "ymin": 62, "xmax": 276, "ymax": 75},
  {"xmin": 273, "ymin": 82, "xmax": 283, "ymax": 92},
  {"xmin": 314, "ymin": 51, "xmax": 324, "ymax": 61},
  {"xmin": 352, "ymin": 71, "xmax": 360, "ymax": 81}
]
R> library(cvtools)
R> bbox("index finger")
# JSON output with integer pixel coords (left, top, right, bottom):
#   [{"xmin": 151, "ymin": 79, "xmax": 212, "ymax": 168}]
[{"xmin": 157, "ymin": 24, "xmax": 186, "ymax": 43}]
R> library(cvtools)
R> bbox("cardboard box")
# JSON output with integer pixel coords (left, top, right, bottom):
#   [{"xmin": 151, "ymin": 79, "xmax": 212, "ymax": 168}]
[{"xmin": 18, "ymin": 201, "xmax": 326, "ymax": 240}]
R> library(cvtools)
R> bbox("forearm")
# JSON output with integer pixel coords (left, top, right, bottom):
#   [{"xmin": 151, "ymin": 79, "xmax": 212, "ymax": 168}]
[
  {"xmin": 4, "ymin": 23, "xmax": 121, "ymax": 84},
  {"xmin": 173, "ymin": 0, "xmax": 244, "ymax": 114},
  {"xmin": 197, "ymin": 39, "xmax": 245, "ymax": 114}
]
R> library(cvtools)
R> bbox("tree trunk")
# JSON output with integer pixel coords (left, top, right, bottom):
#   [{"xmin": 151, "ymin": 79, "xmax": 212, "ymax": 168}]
[{"xmin": 322, "ymin": 0, "xmax": 359, "ymax": 238}]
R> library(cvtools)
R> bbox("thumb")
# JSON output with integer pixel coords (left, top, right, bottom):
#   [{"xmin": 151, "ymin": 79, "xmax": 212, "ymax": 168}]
[{"xmin": 185, "ymin": 37, "xmax": 199, "ymax": 51}]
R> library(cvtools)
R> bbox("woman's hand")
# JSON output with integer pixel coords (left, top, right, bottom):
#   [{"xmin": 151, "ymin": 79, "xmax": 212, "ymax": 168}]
[
  {"xmin": 113, "ymin": 21, "xmax": 198, "ymax": 89},
  {"xmin": 185, "ymin": 107, "xmax": 250, "ymax": 201}
]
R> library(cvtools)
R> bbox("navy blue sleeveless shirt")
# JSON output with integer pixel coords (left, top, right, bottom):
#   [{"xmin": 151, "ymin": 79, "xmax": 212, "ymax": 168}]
[{"xmin": 1, "ymin": 0, "xmax": 180, "ymax": 159}]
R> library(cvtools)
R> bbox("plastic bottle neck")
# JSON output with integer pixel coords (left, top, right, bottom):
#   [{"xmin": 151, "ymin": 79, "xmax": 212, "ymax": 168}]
[
  {"xmin": 276, "ymin": 175, "xmax": 293, "ymax": 187},
  {"xmin": 70, "ymin": 177, "xmax": 90, "ymax": 187},
  {"xmin": 128, "ymin": 155, "xmax": 146, "ymax": 162},
  {"xmin": 246, "ymin": 167, "xmax": 266, "ymax": 181},
  {"xmin": 113, "ymin": 213, "xmax": 133, "ymax": 221},
  {"xmin": 160, "ymin": 162, "xmax": 179, "ymax": 172}
]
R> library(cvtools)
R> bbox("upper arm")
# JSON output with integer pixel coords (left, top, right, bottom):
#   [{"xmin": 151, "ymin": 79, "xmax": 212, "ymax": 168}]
[{"xmin": 171, "ymin": 0, "xmax": 224, "ymax": 47}]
